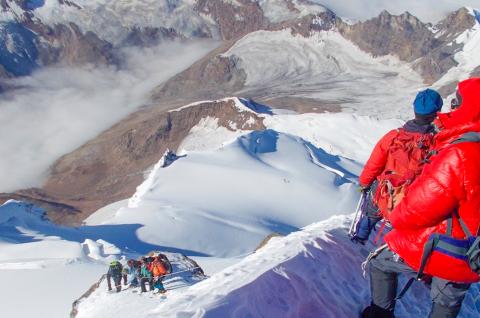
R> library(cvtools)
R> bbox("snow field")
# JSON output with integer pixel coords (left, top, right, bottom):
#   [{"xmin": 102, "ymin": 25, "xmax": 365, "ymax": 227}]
[{"xmin": 225, "ymin": 29, "xmax": 424, "ymax": 119}]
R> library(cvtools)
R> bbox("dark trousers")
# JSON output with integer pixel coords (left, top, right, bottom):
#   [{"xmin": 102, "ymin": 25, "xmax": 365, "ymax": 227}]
[
  {"xmin": 369, "ymin": 247, "xmax": 470, "ymax": 318},
  {"xmin": 141, "ymin": 277, "xmax": 154, "ymax": 292},
  {"xmin": 107, "ymin": 274, "xmax": 122, "ymax": 292}
]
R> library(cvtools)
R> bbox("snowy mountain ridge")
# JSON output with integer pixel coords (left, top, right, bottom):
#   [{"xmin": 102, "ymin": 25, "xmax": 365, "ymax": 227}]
[{"xmin": 0, "ymin": 107, "xmax": 399, "ymax": 317}]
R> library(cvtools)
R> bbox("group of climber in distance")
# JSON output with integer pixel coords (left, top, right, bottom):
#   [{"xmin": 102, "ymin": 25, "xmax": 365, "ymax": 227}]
[
  {"xmin": 350, "ymin": 77, "xmax": 480, "ymax": 318},
  {"xmin": 107, "ymin": 253, "xmax": 172, "ymax": 294}
]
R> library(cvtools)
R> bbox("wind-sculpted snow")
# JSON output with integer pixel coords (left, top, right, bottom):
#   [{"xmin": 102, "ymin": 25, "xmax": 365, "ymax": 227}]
[
  {"xmin": 146, "ymin": 215, "xmax": 480, "ymax": 318},
  {"xmin": 87, "ymin": 129, "xmax": 360, "ymax": 258}
]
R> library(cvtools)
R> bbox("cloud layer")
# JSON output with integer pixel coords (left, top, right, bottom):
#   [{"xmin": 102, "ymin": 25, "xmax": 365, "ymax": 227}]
[
  {"xmin": 0, "ymin": 40, "xmax": 216, "ymax": 192},
  {"xmin": 315, "ymin": 0, "xmax": 480, "ymax": 23}
]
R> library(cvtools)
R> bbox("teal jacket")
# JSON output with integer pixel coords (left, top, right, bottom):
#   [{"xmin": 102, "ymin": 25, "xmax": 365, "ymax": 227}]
[{"xmin": 140, "ymin": 264, "xmax": 152, "ymax": 278}]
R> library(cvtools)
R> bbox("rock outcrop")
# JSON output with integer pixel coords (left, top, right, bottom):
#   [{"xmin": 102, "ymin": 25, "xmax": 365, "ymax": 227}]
[
  {"xmin": 121, "ymin": 26, "xmax": 182, "ymax": 47},
  {"xmin": 195, "ymin": 0, "xmax": 269, "ymax": 40},
  {"xmin": 339, "ymin": 11, "xmax": 437, "ymax": 62},
  {"xmin": 152, "ymin": 40, "xmax": 247, "ymax": 104},
  {"xmin": 338, "ymin": 8, "xmax": 477, "ymax": 84}
]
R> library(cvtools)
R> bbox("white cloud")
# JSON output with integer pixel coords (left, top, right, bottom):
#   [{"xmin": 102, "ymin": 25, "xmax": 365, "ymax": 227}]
[
  {"xmin": 0, "ymin": 40, "xmax": 217, "ymax": 192},
  {"xmin": 314, "ymin": 0, "xmax": 480, "ymax": 23}
]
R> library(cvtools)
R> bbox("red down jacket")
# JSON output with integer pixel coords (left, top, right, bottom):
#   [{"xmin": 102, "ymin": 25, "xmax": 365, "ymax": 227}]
[{"xmin": 385, "ymin": 78, "xmax": 480, "ymax": 283}]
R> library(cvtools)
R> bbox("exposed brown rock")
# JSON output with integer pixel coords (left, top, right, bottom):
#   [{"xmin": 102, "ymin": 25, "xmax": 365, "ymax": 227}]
[
  {"xmin": 280, "ymin": 11, "xmax": 338, "ymax": 37},
  {"xmin": 254, "ymin": 233, "xmax": 284, "ymax": 252},
  {"xmin": 0, "ymin": 191, "xmax": 81, "ymax": 225},
  {"xmin": 338, "ymin": 11, "xmax": 438, "ymax": 62},
  {"xmin": 122, "ymin": 26, "xmax": 182, "ymax": 47},
  {"xmin": 25, "ymin": 21, "xmax": 117, "ymax": 67},
  {"xmin": 70, "ymin": 275, "xmax": 107, "ymax": 318},
  {"xmin": 412, "ymin": 51, "xmax": 458, "ymax": 85},
  {"xmin": 152, "ymin": 10, "xmax": 338, "ymax": 105},
  {"xmin": 19, "ymin": 99, "xmax": 265, "ymax": 225},
  {"xmin": 437, "ymin": 81, "xmax": 458, "ymax": 99},
  {"xmin": 152, "ymin": 40, "xmax": 247, "ymax": 104},
  {"xmin": 435, "ymin": 7, "xmax": 476, "ymax": 43},
  {"xmin": 195, "ymin": 0, "xmax": 269, "ymax": 40},
  {"xmin": 337, "ymin": 8, "xmax": 477, "ymax": 84}
]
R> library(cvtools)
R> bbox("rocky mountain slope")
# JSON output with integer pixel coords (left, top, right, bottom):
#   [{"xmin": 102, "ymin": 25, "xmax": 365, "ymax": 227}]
[
  {"xmin": 3, "ymin": 98, "xmax": 266, "ymax": 224},
  {"xmin": 0, "ymin": 0, "xmax": 116, "ymax": 77},
  {"xmin": 1, "ymin": 1, "xmax": 478, "ymax": 84}
]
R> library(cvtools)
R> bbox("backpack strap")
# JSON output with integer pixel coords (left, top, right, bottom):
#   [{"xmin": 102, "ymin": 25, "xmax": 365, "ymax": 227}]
[
  {"xmin": 453, "ymin": 209, "xmax": 474, "ymax": 238},
  {"xmin": 395, "ymin": 234, "xmax": 439, "ymax": 300},
  {"xmin": 451, "ymin": 132, "xmax": 480, "ymax": 145}
]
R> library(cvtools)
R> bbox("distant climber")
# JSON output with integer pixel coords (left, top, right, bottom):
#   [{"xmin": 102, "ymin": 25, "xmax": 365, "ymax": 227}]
[
  {"xmin": 107, "ymin": 260, "xmax": 124, "ymax": 292},
  {"xmin": 162, "ymin": 149, "xmax": 186, "ymax": 168},
  {"xmin": 350, "ymin": 89, "xmax": 443, "ymax": 244},
  {"xmin": 150, "ymin": 255, "xmax": 170, "ymax": 293},
  {"xmin": 363, "ymin": 78, "xmax": 480, "ymax": 318},
  {"xmin": 139, "ymin": 257, "xmax": 154, "ymax": 293},
  {"xmin": 123, "ymin": 259, "xmax": 141, "ymax": 287}
]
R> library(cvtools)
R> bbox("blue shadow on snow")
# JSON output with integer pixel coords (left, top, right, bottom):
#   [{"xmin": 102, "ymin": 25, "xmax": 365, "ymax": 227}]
[{"xmin": 239, "ymin": 98, "xmax": 274, "ymax": 115}]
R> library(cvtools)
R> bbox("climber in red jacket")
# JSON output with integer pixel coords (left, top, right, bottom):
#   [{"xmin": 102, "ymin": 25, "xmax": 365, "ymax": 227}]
[
  {"xmin": 351, "ymin": 89, "xmax": 442, "ymax": 244},
  {"xmin": 363, "ymin": 78, "xmax": 480, "ymax": 318}
]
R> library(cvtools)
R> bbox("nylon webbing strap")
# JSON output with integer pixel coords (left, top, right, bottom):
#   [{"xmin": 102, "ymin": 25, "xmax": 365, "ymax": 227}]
[
  {"xmin": 446, "ymin": 217, "xmax": 453, "ymax": 236},
  {"xmin": 467, "ymin": 237, "xmax": 480, "ymax": 272},
  {"xmin": 395, "ymin": 237, "xmax": 437, "ymax": 301},
  {"xmin": 395, "ymin": 277, "xmax": 415, "ymax": 300},
  {"xmin": 453, "ymin": 209, "xmax": 473, "ymax": 238},
  {"xmin": 417, "ymin": 235, "xmax": 438, "ymax": 278},
  {"xmin": 434, "ymin": 238, "xmax": 469, "ymax": 260}
]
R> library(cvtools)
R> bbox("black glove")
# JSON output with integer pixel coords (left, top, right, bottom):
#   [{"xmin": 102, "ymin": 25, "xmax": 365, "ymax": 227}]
[{"xmin": 358, "ymin": 185, "xmax": 370, "ymax": 193}]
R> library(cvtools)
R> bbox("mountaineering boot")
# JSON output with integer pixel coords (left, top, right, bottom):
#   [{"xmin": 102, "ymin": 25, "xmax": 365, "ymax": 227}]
[
  {"xmin": 361, "ymin": 304, "xmax": 395, "ymax": 318},
  {"xmin": 429, "ymin": 303, "xmax": 461, "ymax": 318}
]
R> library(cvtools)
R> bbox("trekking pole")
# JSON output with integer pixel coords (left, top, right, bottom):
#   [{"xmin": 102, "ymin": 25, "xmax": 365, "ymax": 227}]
[
  {"xmin": 162, "ymin": 266, "xmax": 203, "ymax": 278},
  {"xmin": 348, "ymin": 191, "xmax": 367, "ymax": 237}
]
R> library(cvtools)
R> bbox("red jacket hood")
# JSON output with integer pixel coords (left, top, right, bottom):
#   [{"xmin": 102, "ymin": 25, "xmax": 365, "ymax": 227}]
[
  {"xmin": 437, "ymin": 78, "xmax": 480, "ymax": 130},
  {"xmin": 434, "ymin": 121, "xmax": 480, "ymax": 149}
]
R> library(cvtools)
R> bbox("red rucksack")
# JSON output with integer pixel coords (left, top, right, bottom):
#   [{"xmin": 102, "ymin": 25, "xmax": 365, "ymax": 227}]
[{"xmin": 374, "ymin": 128, "xmax": 434, "ymax": 218}]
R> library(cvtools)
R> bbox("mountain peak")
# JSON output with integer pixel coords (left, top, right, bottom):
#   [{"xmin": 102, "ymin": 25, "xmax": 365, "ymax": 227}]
[{"xmin": 434, "ymin": 6, "xmax": 477, "ymax": 42}]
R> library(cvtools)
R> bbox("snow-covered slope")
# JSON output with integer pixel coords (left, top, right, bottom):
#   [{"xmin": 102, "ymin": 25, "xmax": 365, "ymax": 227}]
[
  {"xmin": 1, "ymin": 107, "xmax": 399, "ymax": 317},
  {"xmin": 0, "ymin": 200, "xmax": 116, "ymax": 318},
  {"xmin": 434, "ymin": 8, "xmax": 480, "ymax": 89},
  {"xmin": 84, "ymin": 106, "xmax": 401, "ymax": 258},
  {"xmin": 87, "ymin": 129, "xmax": 359, "ymax": 258},
  {"xmin": 0, "ymin": 200, "xmax": 207, "ymax": 318},
  {"xmin": 77, "ymin": 215, "xmax": 480, "ymax": 318}
]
